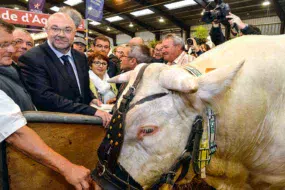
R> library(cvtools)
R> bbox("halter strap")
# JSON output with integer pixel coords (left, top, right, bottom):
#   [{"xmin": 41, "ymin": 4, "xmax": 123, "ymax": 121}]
[
  {"xmin": 97, "ymin": 64, "xmax": 149, "ymax": 173},
  {"xmin": 128, "ymin": 92, "xmax": 169, "ymax": 112}
]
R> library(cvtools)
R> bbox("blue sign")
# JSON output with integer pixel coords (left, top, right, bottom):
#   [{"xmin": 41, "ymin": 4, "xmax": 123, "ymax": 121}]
[
  {"xmin": 85, "ymin": 0, "xmax": 104, "ymax": 22},
  {"xmin": 29, "ymin": 0, "xmax": 46, "ymax": 13}
]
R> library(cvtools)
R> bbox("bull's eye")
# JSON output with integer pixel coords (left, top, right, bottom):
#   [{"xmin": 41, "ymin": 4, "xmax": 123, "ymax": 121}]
[
  {"xmin": 137, "ymin": 126, "xmax": 158, "ymax": 140},
  {"xmin": 143, "ymin": 128, "xmax": 154, "ymax": 134}
]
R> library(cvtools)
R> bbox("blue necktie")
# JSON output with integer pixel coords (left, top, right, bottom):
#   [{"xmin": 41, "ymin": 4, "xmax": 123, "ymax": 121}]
[{"xmin": 61, "ymin": 55, "xmax": 80, "ymax": 94}]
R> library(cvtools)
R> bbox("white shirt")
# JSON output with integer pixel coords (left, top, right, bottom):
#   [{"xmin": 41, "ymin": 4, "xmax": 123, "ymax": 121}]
[
  {"xmin": 47, "ymin": 40, "xmax": 82, "ymax": 94},
  {"xmin": 167, "ymin": 51, "xmax": 195, "ymax": 66},
  {"xmin": 0, "ymin": 90, "xmax": 26, "ymax": 143}
]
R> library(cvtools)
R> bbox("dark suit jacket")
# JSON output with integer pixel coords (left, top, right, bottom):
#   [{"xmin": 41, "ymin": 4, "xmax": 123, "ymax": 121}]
[{"xmin": 18, "ymin": 41, "xmax": 97, "ymax": 116}]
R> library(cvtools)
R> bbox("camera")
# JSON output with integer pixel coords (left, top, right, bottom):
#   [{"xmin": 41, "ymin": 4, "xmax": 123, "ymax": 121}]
[
  {"xmin": 201, "ymin": 0, "xmax": 231, "ymax": 24},
  {"xmin": 186, "ymin": 38, "xmax": 193, "ymax": 46}
]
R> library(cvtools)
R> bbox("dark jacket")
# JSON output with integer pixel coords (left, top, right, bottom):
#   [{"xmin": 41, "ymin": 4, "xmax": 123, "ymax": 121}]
[
  {"xmin": 241, "ymin": 25, "xmax": 262, "ymax": 35},
  {"xmin": 18, "ymin": 42, "xmax": 97, "ymax": 116},
  {"xmin": 210, "ymin": 24, "xmax": 226, "ymax": 46},
  {"xmin": 210, "ymin": 24, "xmax": 261, "ymax": 46},
  {"xmin": 0, "ymin": 65, "xmax": 35, "ymax": 111},
  {"xmin": 108, "ymin": 54, "xmax": 120, "ymax": 77}
]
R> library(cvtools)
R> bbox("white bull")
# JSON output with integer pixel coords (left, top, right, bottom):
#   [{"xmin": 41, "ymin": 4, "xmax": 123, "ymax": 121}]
[{"xmin": 109, "ymin": 35, "xmax": 285, "ymax": 189}]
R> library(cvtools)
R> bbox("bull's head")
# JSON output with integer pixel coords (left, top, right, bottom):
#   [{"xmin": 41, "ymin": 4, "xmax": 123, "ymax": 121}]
[{"xmin": 109, "ymin": 62, "xmax": 243, "ymax": 188}]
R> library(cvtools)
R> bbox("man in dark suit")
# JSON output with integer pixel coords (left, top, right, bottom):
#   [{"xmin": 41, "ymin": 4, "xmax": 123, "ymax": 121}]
[{"xmin": 18, "ymin": 12, "xmax": 111, "ymax": 127}]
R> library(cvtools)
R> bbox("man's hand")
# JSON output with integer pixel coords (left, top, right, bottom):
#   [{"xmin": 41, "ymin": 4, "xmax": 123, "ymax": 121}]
[
  {"xmin": 226, "ymin": 12, "xmax": 247, "ymax": 30},
  {"xmin": 61, "ymin": 163, "xmax": 91, "ymax": 190},
  {"xmin": 91, "ymin": 180, "xmax": 102, "ymax": 190},
  {"xmin": 106, "ymin": 97, "xmax": 116, "ymax": 104},
  {"xmin": 90, "ymin": 99, "xmax": 102, "ymax": 107},
  {"xmin": 95, "ymin": 110, "xmax": 112, "ymax": 128}
]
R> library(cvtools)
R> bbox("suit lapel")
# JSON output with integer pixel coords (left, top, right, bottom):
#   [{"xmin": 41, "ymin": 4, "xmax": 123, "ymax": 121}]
[{"xmin": 40, "ymin": 42, "xmax": 79, "ymax": 90}]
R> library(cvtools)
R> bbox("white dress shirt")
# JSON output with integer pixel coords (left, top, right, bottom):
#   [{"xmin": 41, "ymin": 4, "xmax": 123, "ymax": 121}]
[{"xmin": 47, "ymin": 40, "xmax": 82, "ymax": 94}]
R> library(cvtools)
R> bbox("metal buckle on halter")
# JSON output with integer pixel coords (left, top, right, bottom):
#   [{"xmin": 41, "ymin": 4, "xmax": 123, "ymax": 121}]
[
  {"xmin": 129, "ymin": 86, "xmax": 136, "ymax": 95},
  {"xmin": 97, "ymin": 163, "xmax": 106, "ymax": 177},
  {"xmin": 164, "ymin": 171, "xmax": 176, "ymax": 185}
]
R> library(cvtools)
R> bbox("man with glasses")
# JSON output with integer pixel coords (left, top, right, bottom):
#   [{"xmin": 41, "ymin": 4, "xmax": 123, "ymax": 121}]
[
  {"xmin": 12, "ymin": 28, "xmax": 34, "ymax": 64},
  {"xmin": 18, "ymin": 13, "xmax": 112, "ymax": 127},
  {"xmin": 116, "ymin": 44, "xmax": 152, "ymax": 100},
  {"xmin": 109, "ymin": 45, "xmax": 125, "ymax": 76},
  {"xmin": 0, "ymin": 19, "xmax": 91, "ymax": 190},
  {"xmin": 92, "ymin": 36, "xmax": 118, "ymax": 77},
  {"xmin": 151, "ymin": 41, "xmax": 165, "ymax": 63},
  {"xmin": 119, "ymin": 44, "xmax": 151, "ymax": 72}
]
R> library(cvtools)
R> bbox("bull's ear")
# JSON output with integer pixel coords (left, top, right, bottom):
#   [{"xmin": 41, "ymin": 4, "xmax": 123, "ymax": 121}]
[
  {"xmin": 159, "ymin": 66, "xmax": 198, "ymax": 93},
  {"xmin": 197, "ymin": 60, "xmax": 244, "ymax": 101},
  {"xmin": 108, "ymin": 71, "xmax": 131, "ymax": 83}
]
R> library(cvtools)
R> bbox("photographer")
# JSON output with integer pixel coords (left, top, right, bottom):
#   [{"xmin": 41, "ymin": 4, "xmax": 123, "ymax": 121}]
[
  {"xmin": 186, "ymin": 38, "xmax": 200, "ymax": 57},
  {"xmin": 187, "ymin": 38, "xmax": 210, "ymax": 57},
  {"xmin": 203, "ymin": 0, "xmax": 261, "ymax": 46}
]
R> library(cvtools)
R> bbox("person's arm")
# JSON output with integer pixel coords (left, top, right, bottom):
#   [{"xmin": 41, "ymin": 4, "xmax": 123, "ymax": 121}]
[
  {"xmin": 210, "ymin": 22, "xmax": 225, "ymax": 46},
  {"xmin": 226, "ymin": 12, "xmax": 247, "ymax": 30},
  {"xmin": 6, "ymin": 126, "xmax": 90, "ymax": 190},
  {"xmin": 191, "ymin": 38, "xmax": 200, "ymax": 53},
  {"xmin": 0, "ymin": 90, "xmax": 91, "ymax": 189}
]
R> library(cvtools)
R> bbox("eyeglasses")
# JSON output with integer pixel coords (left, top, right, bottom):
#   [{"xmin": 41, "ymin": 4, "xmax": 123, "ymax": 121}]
[
  {"xmin": 155, "ymin": 48, "xmax": 163, "ymax": 52},
  {"xmin": 115, "ymin": 50, "xmax": 124, "ymax": 54},
  {"xmin": 95, "ymin": 44, "xmax": 110, "ymax": 50},
  {"xmin": 0, "ymin": 41, "xmax": 17, "ymax": 49},
  {"xmin": 93, "ymin": 61, "xmax": 108, "ymax": 66},
  {"xmin": 14, "ymin": 39, "xmax": 33, "ymax": 47},
  {"xmin": 48, "ymin": 27, "xmax": 74, "ymax": 35}
]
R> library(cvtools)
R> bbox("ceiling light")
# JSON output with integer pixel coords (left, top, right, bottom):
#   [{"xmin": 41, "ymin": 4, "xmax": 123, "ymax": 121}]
[
  {"xmin": 88, "ymin": 6, "xmax": 92, "ymax": 10},
  {"xmin": 106, "ymin": 16, "xmax": 124, "ymax": 22},
  {"xmin": 164, "ymin": 0, "xmax": 214, "ymax": 10},
  {"xmin": 64, "ymin": 0, "xmax": 83, "ymax": 6},
  {"xmin": 130, "ymin": 9, "xmax": 154, "ymax": 17},
  {"xmin": 25, "ymin": 0, "xmax": 29, "ymax": 2},
  {"xmin": 159, "ymin": 17, "xmax": 165, "ymax": 23},
  {"xmin": 14, "ymin": 7, "xmax": 19, "ymax": 10},
  {"xmin": 89, "ymin": 31, "xmax": 93, "ymax": 34},
  {"xmin": 164, "ymin": 0, "xmax": 196, "ymax": 10},
  {"xmin": 262, "ymin": 1, "xmax": 270, "ymax": 6},
  {"xmin": 129, "ymin": 22, "xmax": 134, "ymax": 27},
  {"xmin": 107, "ymin": 27, "xmax": 111, "ymax": 31},
  {"xmin": 90, "ymin": 21, "xmax": 101, "ymax": 26},
  {"xmin": 50, "ymin": 6, "xmax": 60, "ymax": 12}
]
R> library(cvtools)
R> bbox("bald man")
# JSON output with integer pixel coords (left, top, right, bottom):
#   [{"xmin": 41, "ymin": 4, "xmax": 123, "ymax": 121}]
[
  {"xmin": 129, "ymin": 37, "xmax": 144, "ymax": 45},
  {"xmin": 18, "ymin": 13, "xmax": 111, "ymax": 127},
  {"xmin": 12, "ymin": 28, "xmax": 34, "ymax": 63}
]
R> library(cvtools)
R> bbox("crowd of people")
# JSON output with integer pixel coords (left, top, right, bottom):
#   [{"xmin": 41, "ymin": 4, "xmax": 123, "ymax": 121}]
[{"xmin": 0, "ymin": 5, "xmax": 260, "ymax": 189}]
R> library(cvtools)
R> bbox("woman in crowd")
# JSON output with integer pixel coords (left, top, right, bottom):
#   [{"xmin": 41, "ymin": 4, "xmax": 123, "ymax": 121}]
[{"xmin": 88, "ymin": 52, "xmax": 118, "ymax": 104}]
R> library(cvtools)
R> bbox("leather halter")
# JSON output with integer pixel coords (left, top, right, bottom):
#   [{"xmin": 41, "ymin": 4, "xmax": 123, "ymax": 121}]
[{"xmin": 91, "ymin": 65, "xmax": 210, "ymax": 189}]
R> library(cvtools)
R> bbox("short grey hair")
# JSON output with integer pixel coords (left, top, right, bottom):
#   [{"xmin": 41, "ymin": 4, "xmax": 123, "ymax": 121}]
[
  {"xmin": 59, "ymin": 6, "xmax": 82, "ymax": 28},
  {"xmin": 13, "ymin": 28, "xmax": 34, "ymax": 44},
  {"xmin": 162, "ymin": 33, "xmax": 185, "ymax": 50},
  {"xmin": 128, "ymin": 44, "xmax": 152, "ymax": 64}
]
